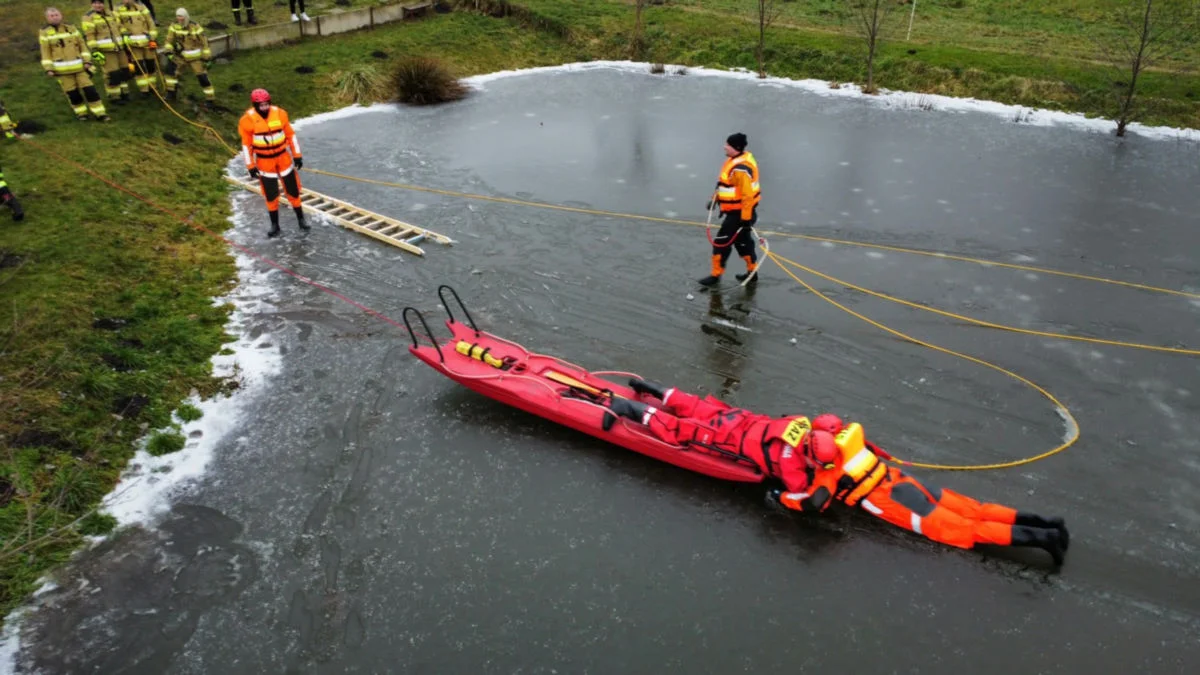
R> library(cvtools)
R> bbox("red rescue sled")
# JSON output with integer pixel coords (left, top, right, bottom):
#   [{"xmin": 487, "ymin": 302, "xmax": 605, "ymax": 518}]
[{"xmin": 402, "ymin": 286, "xmax": 766, "ymax": 483}]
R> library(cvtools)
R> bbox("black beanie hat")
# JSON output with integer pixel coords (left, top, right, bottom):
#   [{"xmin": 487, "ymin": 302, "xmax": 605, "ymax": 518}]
[{"xmin": 726, "ymin": 133, "xmax": 748, "ymax": 151}]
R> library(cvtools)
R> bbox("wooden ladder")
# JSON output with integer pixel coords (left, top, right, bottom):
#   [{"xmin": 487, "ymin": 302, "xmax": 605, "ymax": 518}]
[{"xmin": 224, "ymin": 175, "xmax": 454, "ymax": 256}]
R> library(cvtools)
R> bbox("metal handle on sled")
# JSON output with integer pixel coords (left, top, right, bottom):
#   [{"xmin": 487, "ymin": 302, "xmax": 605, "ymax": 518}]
[
  {"xmin": 438, "ymin": 284, "xmax": 479, "ymax": 335},
  {"xmin": 402, "ymin": 306, "xmax": 444, "ymax": 363}
]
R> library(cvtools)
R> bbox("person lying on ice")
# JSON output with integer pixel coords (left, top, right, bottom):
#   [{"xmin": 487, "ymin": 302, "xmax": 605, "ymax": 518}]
[{"xmin": 608, "ymin": 379, "xmax": 1070, "ymax": 566}]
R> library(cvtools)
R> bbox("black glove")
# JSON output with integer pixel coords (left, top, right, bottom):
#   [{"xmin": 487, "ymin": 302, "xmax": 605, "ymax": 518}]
[
  {"xmin": 764, "ymin": 488, "xmax": 787, "ymax": 512},
  {"xmin": 294, "ymin": 157, "xmax": 303, "ymax": 170},
  {"xmin": 705, "ymin": 200, "xmax": 714, "ymax": 211},
  {"xmin": 248, "ymin": 167, "xmax": 259, "ymax": 179}
]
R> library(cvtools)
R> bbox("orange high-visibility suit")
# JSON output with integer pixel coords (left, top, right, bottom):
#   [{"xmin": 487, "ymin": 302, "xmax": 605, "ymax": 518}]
[
  {"xmin": 700, "ymin": 132, "xmax": 761, "ymax": 286},
  {"xmin": 238, "ymin": 104, "xmax": 303, "ymax": 213},
  {"xmin": 774, "ymin": 422, "xmax": 1069, "ymax": 565}
]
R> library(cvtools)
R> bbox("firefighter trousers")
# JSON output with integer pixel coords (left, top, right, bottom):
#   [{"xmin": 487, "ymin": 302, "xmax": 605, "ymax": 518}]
[
  {"xmin": 711, "ymin": 208, "xmax": 758, "ymax": 276},
  {"xmin": 99, "ymin": 50, "xmax": 131, "ymax": 98},
  {"xmin": 165, "ymin": 58, "xmax": 214, "ymax": 99},
  {"xmin": 255, "ymin": 155, "xmax": 302, "ymax": 211},
  {"xmin": 54, "ymin": 72, "xmax": 106, "ymax": 118}
]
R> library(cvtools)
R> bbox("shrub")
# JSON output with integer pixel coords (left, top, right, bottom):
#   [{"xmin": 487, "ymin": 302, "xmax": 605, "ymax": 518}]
[
  {"xmin": 390, "ymin": 56, "xmax": 468, "ymax": 105},
  {"xmin": 332, "ymin": 63, "xmax": 386, "ymax": 105}
]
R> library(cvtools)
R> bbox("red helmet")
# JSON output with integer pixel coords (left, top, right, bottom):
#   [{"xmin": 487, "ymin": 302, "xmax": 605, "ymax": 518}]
[
  {"xmin": 812, "ymin": 413, "xmax": 844, "ymax": 434},
  {"xmin": 250, "ymin": 88, "xmax": 271, "ymax": 104},
  {"xmin": 802, "ymin": 429, "xmax": 839, "ymax": 465}
]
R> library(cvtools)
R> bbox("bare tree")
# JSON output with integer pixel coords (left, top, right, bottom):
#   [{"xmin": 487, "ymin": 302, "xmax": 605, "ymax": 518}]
[
  {"xmin": 844, "ymin": 0, "xmax": 894, "ymax": 94},
  {"xmin": 755, "ymin": 0, "xmax": 784, "ymax": 78},
  {"xmin": 1096, "ymin": 0, "xmax": 1198, "ymax": 137}
]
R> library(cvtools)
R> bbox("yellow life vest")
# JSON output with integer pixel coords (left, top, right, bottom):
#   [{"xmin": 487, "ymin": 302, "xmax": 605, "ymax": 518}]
[
  {"xmin": 715, "ymin": 152, "xmax": 761, "ymax": 213},
  {"xmin": 831, "ymin": 422, "xmax": 888, "ymax": 506}
]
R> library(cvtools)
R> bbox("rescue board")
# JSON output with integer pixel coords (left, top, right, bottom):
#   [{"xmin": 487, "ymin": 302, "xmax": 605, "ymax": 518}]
[
  {"xmin": 402, "ymin": 285, "xmax": 767, "ymax": 483},
  {"xmin": 224, "ymin": 174, "xmax": 454, "ymax": 256}
]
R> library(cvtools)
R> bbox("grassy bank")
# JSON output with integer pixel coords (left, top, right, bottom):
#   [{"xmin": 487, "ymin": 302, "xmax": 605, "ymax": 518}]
[
  {"xmin": 2, "ymin": 0, "xmax": 1199, "ymax": 626},
  {"xmin": 0, "ymin": 5, "xmax": 581, "ymax": 623}
]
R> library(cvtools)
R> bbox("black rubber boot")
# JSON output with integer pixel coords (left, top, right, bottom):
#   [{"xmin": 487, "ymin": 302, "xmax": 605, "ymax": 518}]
[
  {"xmin": 609, "ymin": 397, "xmax": 650, "ymax": 422},
  {"xmin": 6, "ymin": 196, "xmax": 23, "ymax": 222},
  {"xmin": 628, "ymin": 378, "xmax": 669, "ymax": 400},
  {"xmin": 1010, "ymin": 525, "xmax": 1065, "ymax": 566},
  {"xmin": 698, "ymin": 275, "xmax": 720, "ymax": 287},
  {"xmin": 1015, "ymin": 513, "xmax": 1068, "ymax": 551},
  {"xmin": 294, "ymin": 205, "xmax": 309, "ymax": 230},
  {"xmin": 247, "ymin": 9, "xmax": 258, "ymax": 24},
  {"xmin": 735, "ymin": 270, "xmax": 758, "ymax": 283},
  {"xmin": 267, "ymin": 209, "xmax": 281, "ymax": 238}
]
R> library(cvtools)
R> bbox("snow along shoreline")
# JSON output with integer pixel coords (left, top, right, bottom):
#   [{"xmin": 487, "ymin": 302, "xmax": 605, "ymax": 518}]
[{"xmin": 292, "ymin": 59, "xmax": 1200, "ymax": 143}]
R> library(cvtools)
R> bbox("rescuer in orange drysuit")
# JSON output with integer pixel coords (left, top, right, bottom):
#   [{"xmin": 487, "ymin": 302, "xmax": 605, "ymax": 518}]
[
  {"xmin": 238, "ymin": 88, "xmax": 307, "ymax": 238},
  {"xmin": 609, "ymin": 379, "xmax": 1069, "ymax": 566}
]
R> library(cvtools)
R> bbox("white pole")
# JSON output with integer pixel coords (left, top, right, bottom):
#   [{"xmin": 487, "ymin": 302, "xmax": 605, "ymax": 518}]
[{"xmin": 906, "ymin": 0, "xmax": 918, "ymax": 41}]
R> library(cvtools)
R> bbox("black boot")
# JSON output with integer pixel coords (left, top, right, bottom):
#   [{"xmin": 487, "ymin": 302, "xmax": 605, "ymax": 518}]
[
  {"xmin": 698, "ymin": 274, "xmax": 720, "ymax": 287},
  {"xmin": 234, "ymin": 10, "xmax": 242, "ymax": 26},
  {"xmin": 628, "ymin": 378, "xmax": 669, "ymax": 400},
  {"xmin": 294, "ymin": 205, "xmax": 309, "ymax": 230},
  {"xmin": 247, "ymin": 9, "xmax": 258, "ymax": 24},
  {"xmin": 608, "ymin": 397, "xmax": 650, "ymax": 422},
  {"xmin": 5, "ymin": 196, "xmax": 23, "ymax": 222},
  {"xmin": 267, "ymin": 209, "xmax": 281, "ymax": 238},
  {"xmin": 1010, "ymin": 525, "xmax": 1065, "ymax": 566},
  {"xmin": 1015, "ymin": 513, "xmax": 1069, "ymax": 551}
]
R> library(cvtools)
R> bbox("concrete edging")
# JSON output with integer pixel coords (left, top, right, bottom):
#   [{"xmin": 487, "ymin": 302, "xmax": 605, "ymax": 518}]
[{"xmin": 206, "ymin": 2, "xmax": 434, "ymax": 57}]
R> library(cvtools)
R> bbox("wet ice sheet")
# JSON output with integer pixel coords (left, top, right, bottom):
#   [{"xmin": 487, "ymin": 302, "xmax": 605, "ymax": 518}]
[{"xmin": 7, "ymin": 62, "xmax": 1200, "ymax": 674}]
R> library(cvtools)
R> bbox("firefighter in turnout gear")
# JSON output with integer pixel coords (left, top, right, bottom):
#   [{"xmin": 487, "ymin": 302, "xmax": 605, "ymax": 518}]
[
  {"xmin": 39, "ymin": 8, "xmax": 109, "ymax": 121},
  {"xmin": 0, "ymin": 161, "xmax": 26, "ymax": 222},
  {"xmin": 117, "ymin": 0, "xmax": 159, "ymax": 95},
  {"xmin": 82, "ymin": 0, "xmax": 131, "ymax": 104},
  {"xmin": 769, "ymin": 417, "xmax": 1070, "ymax": 567},
  {"xmin": 0, "ymin": 99, "xmax": 16, "ymax": 139},
  {"xmin": 238, "ymin": 89, "xmax": 307, "ymax": 238},
  {"xmin": 699, "ymin": 132, "xmax": 761, "ymax": 287},
  {"xmin": 164, "ymin": 8, "xmax": 214, "ymax": 104}
]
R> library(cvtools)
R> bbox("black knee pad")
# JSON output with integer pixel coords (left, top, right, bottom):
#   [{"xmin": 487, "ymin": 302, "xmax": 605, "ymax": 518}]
[
  {"xmin": 282, "ymin": 172, "xmax": 300, "ymax": 198},
  {"xmin": 142, "ymin": 58, "xmax": 157, "ymax": 74},
  {"xmin": 198, "ymin": 73, "xmax": 211, "ymax": 87},
  {"xmin": 67, "ymin": 89, "xmax": 84, "ymax": 105},
  {"xmin": 83, "ymin": 86, "xmax": 101, "ymax": 102},
  {"xmin": 164, "ymin": 60, "xmax": 177, "ymax": 76},
  {"xmin": 261, "ymin": 177, "xmax": 280, "ymax": 202}
]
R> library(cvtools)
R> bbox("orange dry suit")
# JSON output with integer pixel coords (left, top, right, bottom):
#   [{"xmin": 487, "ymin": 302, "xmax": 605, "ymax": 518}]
[
  {"xmin": 707, "ymin": 151, "xmax": 761, "ymax": 280},
  {"xmin": 775, "ymin": 422, "xmax": 1069, "ymax": 565},
  {"xmin": 238, "ymin": 104, "xmax": 303, "ymax": 212}
]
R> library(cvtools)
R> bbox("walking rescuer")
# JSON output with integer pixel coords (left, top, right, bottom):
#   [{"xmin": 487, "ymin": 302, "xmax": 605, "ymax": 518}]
[
  {"xmin": 238, "ymin": 88, "xmax": 307, "ymax": 238},
  {"xmin": 699, "ymin": 132, "xmax": 760, "ymax": 287}
]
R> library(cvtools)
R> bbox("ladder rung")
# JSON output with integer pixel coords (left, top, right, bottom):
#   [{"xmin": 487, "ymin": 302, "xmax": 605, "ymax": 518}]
[
  {"xmin": 405, "ymin": 233, "xmax": 427, "ymax": 246},
  {"xmin": 377, "ymin": 224, "xmax": 406, "ymax": 236}
]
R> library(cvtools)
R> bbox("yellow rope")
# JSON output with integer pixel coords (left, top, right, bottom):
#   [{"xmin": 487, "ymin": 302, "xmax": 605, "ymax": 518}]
[
  {"xmin": 148, "ymin": 104, "xmax": 1193, "ymax": 472},
  {"xmin": 769, "ymin": 252, "xmax": 1200, "ymax": 356},
  {"xmin": 306, "ymin": 168, "xmax": 1200, "ymax": 300},
  {"xmin": 764, "ymin": 251, "xmax": 1080, "ymax": 470}
]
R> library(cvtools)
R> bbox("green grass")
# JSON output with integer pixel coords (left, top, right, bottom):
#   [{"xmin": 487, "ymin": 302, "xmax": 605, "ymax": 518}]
[
  {"xmin": 1, "ymin": 0, "xmax": 1198, "ymax": 626},
  {"xmin": 0, "ymin": 4, "xmax": 579, "ymax": 623}
]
